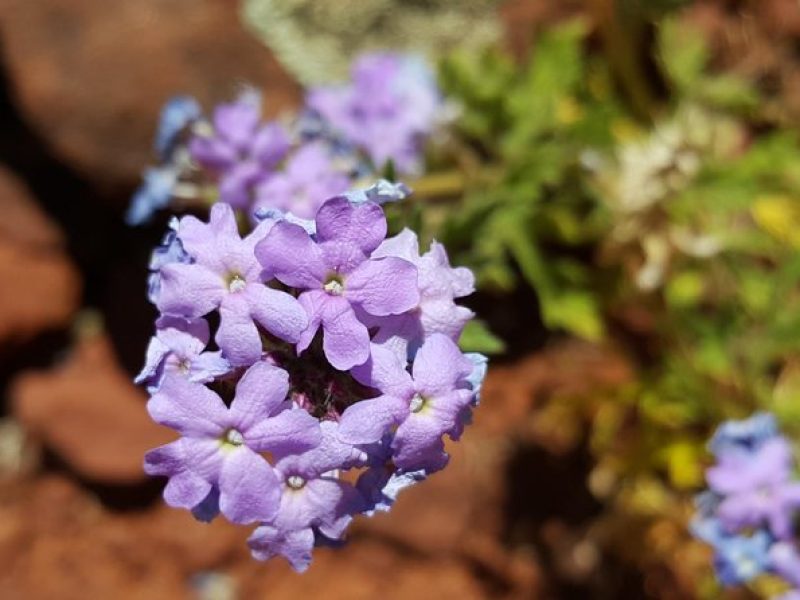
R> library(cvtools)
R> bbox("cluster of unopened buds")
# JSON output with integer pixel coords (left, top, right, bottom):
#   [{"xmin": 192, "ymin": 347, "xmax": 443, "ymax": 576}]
[
  {"xmin": 133, "ymin": 52, "xmax": 484, "ymax": 571},
  {"xmin": 693, "ymin": 413, "xmax": 800, "ymax": 598}
]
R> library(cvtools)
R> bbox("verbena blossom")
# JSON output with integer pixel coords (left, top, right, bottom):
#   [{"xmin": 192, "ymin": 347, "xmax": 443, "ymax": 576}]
[
  {"xmin": 252, "ymin": 141, "xmax": 351, "ymax": 220},
  {"xmin": 156, "ymin": 202, "xmax": 307, "ymax": 366},
  {"xmin": 255, "ymin": 197, "xmax": 420, "ymax": 370},
  {"xmin": 189, "ymin": 91, "xmax": 290, "ymax": 209},
  {"xmin": 307, "ymin": 53, "xmax": 442, "ymax": 176},
  {"xmin": 140, "ymin": 188, "xmax": 485, "ymax": 571},
  {"xmin": 135, "ymin": 316, "xmax": 229, "ymax": 392},
  {"xmin": 340, "ymin": 335, "xmax": 473, "ymax": 470},
  {"xmin": 692, "ymin": 413, "xmax": 800, "ymax": 592},
  {"xmin": 144, "ymin": 361, "xmax": 321, "ymax": 524}
]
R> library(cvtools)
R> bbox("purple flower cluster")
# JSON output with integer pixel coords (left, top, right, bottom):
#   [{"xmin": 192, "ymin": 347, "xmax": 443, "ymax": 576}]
[
  {"xmin": 128, "ymin": 53, "xmax": 442, "ymax": 226},
  {"xmin": 308, "ymin": 53, "xmax": 441, "ymax": 177},
  {"xmin": 692, "ymin": 413, "xmax": 800, "ymax": 593},
  {"xmin": 140, "ymin": 190, "xmax": 484, "ymax": 571}
]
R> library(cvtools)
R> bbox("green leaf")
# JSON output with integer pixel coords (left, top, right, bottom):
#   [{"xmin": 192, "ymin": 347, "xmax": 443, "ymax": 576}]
[
  {"xmin": 459, "ymin": 319, "xmax": 506, "ymax": 354},
  {"xmin": 543, "ymin": 291, "xmax": 605, "ymax": 341},
  {"xmin": 658, "ymin": 17, "xmax": 709, "ymax": 91}
]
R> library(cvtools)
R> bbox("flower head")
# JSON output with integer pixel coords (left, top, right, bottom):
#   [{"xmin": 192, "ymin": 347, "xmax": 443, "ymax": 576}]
[
  {"xmin": 189, "ymin": 91, "xmax": 290, "ymax": 208},
  {"xmin": 307, "ymin": 53, "xmax": 441, "ymax": 176},
  {"xmin": 144, "ymin": 362, "xmax": 320, "ymax": 524},
  {"xmin": 156, "ymin": 203, "xmax": 308, "ymax": 366},
  {"xmin": 253, "ymin": 142, "xmax": 351, "ymax": 220},
  {"xmin": 256, "ymin": 197, "xmax": 419, "ymax": 370}
]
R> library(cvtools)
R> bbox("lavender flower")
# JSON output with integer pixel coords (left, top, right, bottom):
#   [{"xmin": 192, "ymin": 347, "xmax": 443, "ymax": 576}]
[
  {"xmin": 135, "ymin": 316, "xmax": 229, "ymax": 392},
  {"xmin": 255, "ymin": 197, "xmax": 419, "ymax": 370},
  {"xmin": 189, "ymin": 91, "xmax": 290, "ymax": 208},
  {"xmin": 247, "ymin": 422, "xmax": 365, "ymax": 571},
  {"xmin": 156, "ymin": 203, "xmax": 308, "ymax": 366},
  {"xmin": 307, "ymin": 53, "xmax": 441, "ymax": 176},
  {"xmin": 367, "ymin": 229, "xmax": 475, "ymax": 358},
  {"xmin": 707, "ymin": 437, "xmax": 800, "ymax": 539},
  {"xmin": 694, "ymin": 414, "xmax": 800, "ymax": 592},
  {"xmin": 770, "ymin": 542, "xmax": 800, "ymax": 587},
  {"xmin": 144, "ymin": 361, "xmax": 321, "ymax": 524},
  {"xmin": 252, "ymin": 142, "xmax": 351, "ymax": 220},
  {"xmin": 340, "ymin": 334, "xmax": 473, "ymax": 471}
]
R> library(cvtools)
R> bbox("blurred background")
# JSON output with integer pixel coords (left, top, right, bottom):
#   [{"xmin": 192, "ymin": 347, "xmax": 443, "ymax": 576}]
[{"xmin": 0, "ymin": 0, "xmax": 799, "ymax": 598}]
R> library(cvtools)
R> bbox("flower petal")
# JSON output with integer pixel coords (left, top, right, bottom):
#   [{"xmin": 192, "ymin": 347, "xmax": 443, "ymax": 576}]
[
  {"xmin": 255, "ymin": 221, "xmax": 326, "ymax": 288},
  {"xmin": 157, "ymin": 263, "xmax": 224, "ymax": 318},
  {"xmin": 346, "ymin": 257, "xmax": 419, "ymax": 316},
  {"xmin": 246, "ymin": 284, "xmax": 308, "ymax": 344},
  {"xmin": 219, "ymin": 448, "xmax": 281, "ymax": 524},
  {"xmin": 320, "ymin": 297, "xmax": 370, "ymax": 370},
  {"xmin": 229, "ymin": 361, "xmax": 290, "ymax": 429},
  {"xmin": 147, "ymin": 376, "xmax": 227, "ymax": 437},
  {"xmin": 248, "ymin": 525, "xmax": 315, "ymax": 573},
  {"xmin": 246, "ymin": 408, "xmax": 321, "ymax": 454},
  {"xmin": 339, "ymin": 395, "xmax": 408, "ymax": 444},
  {"xmin": 315, "ymin": 197, "xmax": 387, "ymax": 254},
  {"xmin": 351, "ymin": 343, "xmax": 414, "ymax": 398},
  {"xmin": 163, "ymin": 470, "xmax": 213, "ymax": 510},
  {"xmin": 411, "ymin": 334, "xmax": 472, "ymax": 396},
  {"xmin": 216, "ymin": 294, "xmax": 263, "ymax": 366}
]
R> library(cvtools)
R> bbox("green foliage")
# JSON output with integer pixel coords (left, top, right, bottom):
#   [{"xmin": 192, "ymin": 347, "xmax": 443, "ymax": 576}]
[{"xmin": 422, "ymin": 10, "xmax": 800, "ymax": 595}]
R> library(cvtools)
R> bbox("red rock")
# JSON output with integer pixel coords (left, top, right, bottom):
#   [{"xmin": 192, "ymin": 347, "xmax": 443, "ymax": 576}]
[
  {"xmin": 0, "ymin": 165, "xmax": 79, "ymax": 344},
  {"xmin": 0, "ymin": 0, "xmax": 301, "ymax": 191},
  {"xmin": 0, "ymin": 165, "xmax": 64, "ymax": 249},
  {"xmin": 10, "ymin": 334, "xmax": 173, "ymax": 483},
  {"xmin": 0, "ymin": 239, "xmax": 79, "ymax": 345}
]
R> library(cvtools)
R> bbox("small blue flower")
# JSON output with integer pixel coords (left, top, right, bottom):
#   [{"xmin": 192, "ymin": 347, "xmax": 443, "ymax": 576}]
[
  {"xmin": 709, "ymin": 412, "xmax": 778, "ymax": 458},
  {"xmin": 126, "ymin": 166, "xmax": 178, "ymax": 226},
  {"xmin": 155, "ymin": 95, "xmax": 201, "ymax": 159},
  {"xmin": 713, "ymin": 530, "xmax": 773, "ymax": 585}
]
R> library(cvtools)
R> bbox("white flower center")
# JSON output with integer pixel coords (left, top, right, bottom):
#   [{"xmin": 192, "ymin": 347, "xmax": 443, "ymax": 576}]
[
  {"xmin": 323, "ymin": 279, "xmax": 344, "ymax": 295},
  {"xmin": 287, "ymin": 475, "xmax": 306, "ymax": 489},
  {"xmin": 225, "ymin": 429, "xmax": 244, "ymax": 446},
  {"xmin": 409, "ymin": 394, "xmax": 426, "ymax": 413},
  {"xmin": 227, "ymin": 274, "xmax": 247, "ymax": 293}
]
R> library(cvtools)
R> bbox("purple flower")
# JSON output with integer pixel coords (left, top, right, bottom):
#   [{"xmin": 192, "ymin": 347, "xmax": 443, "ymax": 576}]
[
  {"xmin": 707, "ymin": 437, "xmax": 800, "ymax": 539},
  {"xmin": 135, "ymin": 316, "xmax": 230, "ymax": 392},
  {"xmin": 367, "ymin": 229, "xmax": 474, "ymax": 358},
  {"xmin": 339, "ymin": 334, "xmax": 473, "ymax": 471},
  {"xmin": 156, "ymin": 203, "xmax": 308, "ymax": 366},
  {"xmin": 248, "ymin": 422, "xmax": 365, "ymax": 572},
  {"xmin": 770, "ymin": 541, "xmax": 800, "ymax": 587},
  {"xmin": 144, "ymin": 361, "xmax": 321, "ymax": 524},
  {"xmin": 356, "ymin": 439, "xmax": 426, "ymax": 515},
  {"xmin": 307, "ymin": 53, "xmax": 441, "ymax": 176},
  {"xmin": 255, "ymin": 197, "xmax": 419, "ymax": 370},
  {"xmin": 253, "ymin": 142, "xmax": 351, "ymax": 220},
  {"xmin": 189, "ymin": 91, "xmax": 290, "ymax": 208}
]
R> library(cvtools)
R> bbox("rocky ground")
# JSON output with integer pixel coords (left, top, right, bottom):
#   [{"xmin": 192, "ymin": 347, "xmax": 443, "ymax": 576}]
[{"xmin": 0, "ymin": 1, "xmax": 795, "ymax": 598}]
